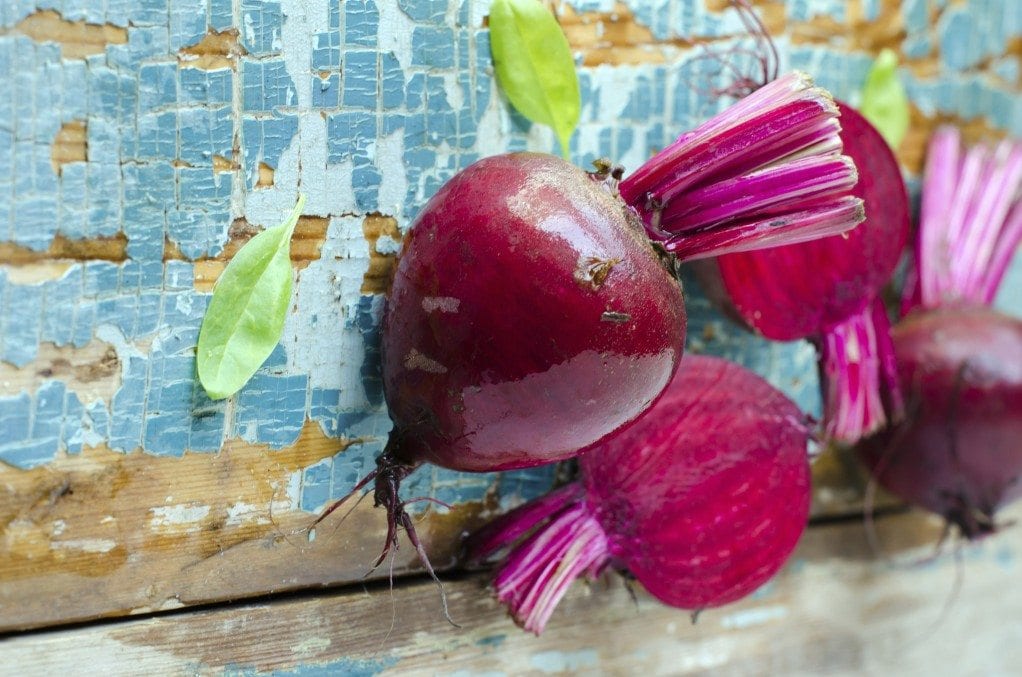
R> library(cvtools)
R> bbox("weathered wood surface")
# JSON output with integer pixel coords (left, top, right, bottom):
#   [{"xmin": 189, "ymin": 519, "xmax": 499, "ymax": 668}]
[
  {"xmin": 0, "ymin": 0, "xmax": 1020, "ymax": 654},
  {"xmin": 6, "ymin": 508, "xmax": 1022, "ymax": 675}
]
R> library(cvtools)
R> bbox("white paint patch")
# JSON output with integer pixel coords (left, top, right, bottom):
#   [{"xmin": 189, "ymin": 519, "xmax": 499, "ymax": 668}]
[
  {"xmin": 377, "ymin": 0, "xmax": 416, "ymax": 70},
  {"xmin": 129, "ymin": 597, "xmax": 186, "ymax": 615},
  {"xmin": 285, "ymin": 470, "xmax": 302, "ymax": 509},
  {"xmin": 530, "ymin": 649, "xmax": 599, "ymax": 674},
  {"xmin": 375, "ymin": 234, "xmax": 401, "ymax": 255},
  {"xmin": 149, "ymin": 504, "xmax": 211, "ymax": 530},
  {"xmin": 719, "ymin": 604, "xmax": 789, "ymax": 630},
  {"xmin": 474, "ymin": 89, "xmax": 512, "ymax": 159},
  {"xmin": 51, "ymin": 519, "xmax": 67, "ymax": 536},
  {"xmin": 243, "ymin": 125, "xmax": 303, "ymax": 226},
  {"xmin": 674, "ymin": 637, "xmax": 737, "ymax": 672},
  {"xmin": 291, "ymin": 636, "xmax": 332, "ymax": 656},
  {"xmin": 284, "ymin": 215, "xmax": 373, "ymax": 392},
  {"xmin": 280, "ymin": 2, "xmax": 311, "ymax": 107},
  {"xmin": 375, "ymin": 128, "xmax": 407, "ymax": 218},
  {"xmin": 298, "ymin": 113, "xmax": 359, "ymax": 217},
  {"xmin": 224, "ymin": 502, "xmax": 271, "ymax": 527},
  {"xmin": 404, "ymin": 348, "xmax": 448, "ymax": 374},
  {"xmin": 52, "ymin": 538, "xmax": 117, "ymax": 554},
  {"xmin": 421, "ymin": 296, "xmax": 460, "ymax": 313}
]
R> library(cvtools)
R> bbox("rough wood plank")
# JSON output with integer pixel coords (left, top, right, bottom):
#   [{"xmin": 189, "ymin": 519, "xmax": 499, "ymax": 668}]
[
  {"xmin": 6, "ymin": 508, "xmax": 1021, "ymax": 675},
  {"xmin": 0, "ymin": 421, "xmax": 511, "ymax": 632}
]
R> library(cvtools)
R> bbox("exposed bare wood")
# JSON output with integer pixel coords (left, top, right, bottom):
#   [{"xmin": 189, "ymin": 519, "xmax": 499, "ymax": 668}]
[
  {"xmin": 0, "ymin": 420, "xmax": 508, "ymax": 631},
  {"xmin": 257, "ymin": 162, "xmax": 275, "ymax": 188},
  {"xmin": 13, "ymin": 10, "xmax": 127, "ymax": 59},
  {"xmin": 190, "ymin": 216, "xmax": 331, "ymax": 291},
  {"xmin": 212, "ymin": 155, "xmax": 240, "ymax": 173},
  {"xmin": 361, "ymin": 214, "xmax": 401, "ymax": 294},
  {"xmin": 0, "ymin": 339, "xmax": 120, "ymax": 403},
  {"xmin": 50, "ymin": 120, "xmax": 87, "ymax": 176},
  {"xmin": 178, "ymin": 28, "xmax": 247, "ymax": 71},
  {"xmin": 0, "ymin": 233, "xmax": 128, "ymax": 265},
  {"xmin": 899, "ymin": 104, "xmax": 1010, "ymax": 174}
]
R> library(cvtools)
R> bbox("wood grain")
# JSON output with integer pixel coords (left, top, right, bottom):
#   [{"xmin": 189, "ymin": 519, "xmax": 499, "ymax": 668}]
[
  {"xmin": 0, "ymin": 421, "xmax": 514, "ymax": 631},
  {"xmin": 5, "ymin": 508, "xmax": 1021, "ymax": 675}
]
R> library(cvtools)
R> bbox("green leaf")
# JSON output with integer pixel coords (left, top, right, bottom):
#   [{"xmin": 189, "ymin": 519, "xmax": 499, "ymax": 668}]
[
  {"xmin": 860, "ymin": 48, "xmax": 909, "ymax": 150},
  {"xmin": 489, "ymin": 0, "xmax": 581, "ymax": 159},
  {"xmin": 196, "ymin": 195, "xmax": 306, "ymax": 400}
]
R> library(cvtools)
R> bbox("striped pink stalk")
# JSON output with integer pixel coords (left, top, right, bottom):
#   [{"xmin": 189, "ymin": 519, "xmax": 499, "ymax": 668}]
[
  {"xmin": 621, "ymin": 71, "xmax": 864, "ymax": 259},
  {"xmin": 821, "ymin": 298, "xmax": 904, "ymax": 441},
  {"xmin": 904, "ymin": 126, "xmax": 1022, "ymax": 313}
]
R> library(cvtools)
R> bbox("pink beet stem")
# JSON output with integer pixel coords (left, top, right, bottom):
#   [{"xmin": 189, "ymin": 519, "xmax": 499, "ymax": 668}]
[
  {"xmin": 821, "ymin": 298, "xmax": 904, "ymax": 443},
  {"xmin": 619, "ymin": 71, "xmax": 863, "ymax": 260},
  {"xmin": 491, "ymin": 501, "xmax": 611, "ymax": 635},
  {"xmin": 915, "ymin": 126, "xmax": 1022, "ymax": 311},
  {"xmin": 465, "ymin": 482, "xmax": 584, "ymax": 563},
  {"xmin": 957, "ymin": 142, "xmax": 1022, "ymax": 298},
  {"xmin": 666, "ymin": 197, "xmax": 864, "ymax": 260},
  {"xmin": 661, "ymin": 155, "xmax": 857, "ymax": 231}
]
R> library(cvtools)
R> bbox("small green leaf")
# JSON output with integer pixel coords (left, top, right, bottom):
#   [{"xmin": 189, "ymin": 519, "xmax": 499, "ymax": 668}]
[
  {"xmin": 489, "ymin": 0, "xmax": 580, "ymax": 159},
  {"xmin": 860, "ymin": 48, "xmax": 909, "ymax": 150},
  {"xmin": 197, "ymin": 195, "xmax": 306, "ymax": 400}
]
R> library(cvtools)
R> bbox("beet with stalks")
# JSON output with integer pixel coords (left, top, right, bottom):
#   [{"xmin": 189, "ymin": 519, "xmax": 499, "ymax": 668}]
[
  {"xmin": 859, "ymin": 127, "xmax": 1022, "ymax": 538},
  {"xmin": 696, "ymin": 102, "xmax": 910, "ymax": 444},
  {"xmin": 466, "ymin": 355, "xmax": 813, "ymax": 634},
  {"xmin": 316, "ymin": 72, "xmax": 862, "ymax": 602}
]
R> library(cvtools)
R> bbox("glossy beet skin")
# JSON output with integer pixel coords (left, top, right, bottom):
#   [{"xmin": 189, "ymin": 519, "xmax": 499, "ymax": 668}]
[
  {"xmin": 711, "ymin": 102, "xmax": 909, "ymax": 340},
  {"xmin": 858, "ymin": 306, "xmax": 1022, "ymax": 538},
  {"xmin": 467, "ymin": 355, "xmax": 812, "ymax": 633},
  {"xmin": 383, "ymin": 153, "xmax": 685, "ymax": 473},
  {"xmin": 582, "ymin": 356, "xmax": 811, "ymax": 608}
]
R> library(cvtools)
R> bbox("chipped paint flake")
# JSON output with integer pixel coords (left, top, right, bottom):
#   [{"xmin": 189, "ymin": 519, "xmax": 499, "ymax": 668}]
[
  {"xmin": 149, "ymin": 504, "xmax": 212, "ymax": 529},
  {"xmin": 51, "ymin": 538, "xmax": 118, "ymax": 554}
]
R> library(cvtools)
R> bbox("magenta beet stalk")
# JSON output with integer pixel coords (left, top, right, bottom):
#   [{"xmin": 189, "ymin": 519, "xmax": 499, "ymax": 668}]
[{"xmin": 621, "ymin": 71, "xmax": 864, "ymax": 260}]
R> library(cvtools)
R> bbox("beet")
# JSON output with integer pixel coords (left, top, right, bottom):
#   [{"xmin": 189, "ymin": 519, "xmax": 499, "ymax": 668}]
[
  {"xmin": 858, "ymin": 306, "xmax": 1022, "ymax": 538},
  {"xmin": 383, "ymin": 153, "xmax": 685, "ymax": 473},
  {"xmin": 698, "ymin": 102, "xmax": 910, "ymax": 442},
  {"xmin": 317, "ymin": 74, "xmax": 862, "ymax": 597},
  {"xmin": 467, "ymin": 355, "xmax": 812, "ymax": 634},
  {"xmin": 858, "ymin": 127, "xmax": 1022, "ymax": 539}
]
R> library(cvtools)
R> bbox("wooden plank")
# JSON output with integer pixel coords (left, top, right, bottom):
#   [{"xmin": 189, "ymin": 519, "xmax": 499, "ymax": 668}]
[
  {"xmin": 1, "ymin": 0, "xmax": 1018, "ymax": 641},
  {"xmin": 0, "ymin": 422, "xmax": 510, "ymax": 631},
  {"xmin": 0, "ymin": 404, "xmax": 897, "ymax": 633},
  {"xmin": 5, "ymin": 508, "xmax": 1021, "ymax": 675}
]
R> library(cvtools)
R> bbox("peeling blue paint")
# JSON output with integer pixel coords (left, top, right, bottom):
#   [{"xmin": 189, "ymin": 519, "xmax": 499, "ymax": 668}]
[{"xmin": 0, "ymin": 1, "xmax": 1019, "ymax": 522}]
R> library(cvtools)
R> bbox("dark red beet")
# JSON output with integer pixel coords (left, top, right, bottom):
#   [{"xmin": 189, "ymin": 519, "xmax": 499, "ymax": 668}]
[
  {"xmin": 467, "ymin": 355, "xmax": 812, "ymax": 634},
  {"xmin": 383, "ymin": 153, "xmax": 685, "ymax": 473},
  {"xmin": 858, "ymin": 306, "xmax": 1022, "ymax": 538},
  {"xmin": 318, "ymin": 75, "xmax": 863, "ymax": 602},
  {"xmin": 314, "ymin": 154, "xmax": 684, "ymax": 598}
]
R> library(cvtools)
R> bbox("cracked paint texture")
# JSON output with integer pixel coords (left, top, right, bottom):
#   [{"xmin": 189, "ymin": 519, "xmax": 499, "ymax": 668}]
[{"xmin": 0, "ymin": 0, "xmax": 1020, "ymax": 518}]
